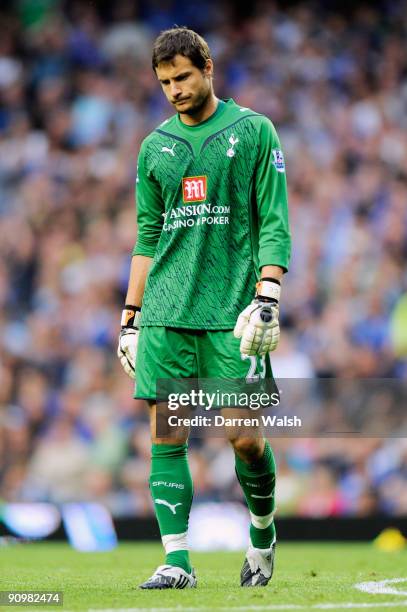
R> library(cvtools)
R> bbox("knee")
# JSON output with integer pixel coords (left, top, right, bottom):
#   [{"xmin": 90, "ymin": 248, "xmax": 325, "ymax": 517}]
[
  {"xmin": 230, "ymin": 437, "xmax": 264, "ymax": 462},
  {"xmin": 151, "ymin": 436, "xmax": 188, "ymax": 446}
]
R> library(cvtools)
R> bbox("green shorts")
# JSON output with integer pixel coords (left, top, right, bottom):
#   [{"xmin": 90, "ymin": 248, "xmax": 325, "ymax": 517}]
[{"xmin": 134, "ymin": 326, "xmax": 275, "ymax": 402}]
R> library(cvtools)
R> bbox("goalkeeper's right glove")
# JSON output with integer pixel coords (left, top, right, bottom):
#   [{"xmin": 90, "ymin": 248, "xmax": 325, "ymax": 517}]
[{"xmin": 117, "ymin": 306, "xmax": 141, "ymax": 379}]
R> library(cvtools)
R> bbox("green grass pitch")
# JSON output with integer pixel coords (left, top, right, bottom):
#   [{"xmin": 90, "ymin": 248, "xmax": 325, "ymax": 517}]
[{"xmin": 0, "ymin": 542, "xmax": 406, "ymax": 611}]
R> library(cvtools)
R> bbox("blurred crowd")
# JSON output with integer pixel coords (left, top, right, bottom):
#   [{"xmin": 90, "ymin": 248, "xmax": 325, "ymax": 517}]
[{"xmin": 0, "ymin": 0, "xmax": 406, "ymax": 517}]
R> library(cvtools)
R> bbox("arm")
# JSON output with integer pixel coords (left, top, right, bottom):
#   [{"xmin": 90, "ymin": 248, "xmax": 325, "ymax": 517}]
[
  {"xmin": 118, "ymin": 140, "xmax": 164, "ymax": 378},
  {"xmin": 261, "ymin": 264, "xmax": 283, "ymax": 282},
  {"xmin": 125, "ymin": 254, "xmax": 153, "ymax": 308},
  {"xmin": 255, "ymin": 117, "xmax": 291, "ymax": 276},
  {"xmin": 234, "ymin": 119, "xmax": 290, "ymax": 355},
  {"xmin": 124, "ymin": 139, "xmax": 164, "ymax": 308}
]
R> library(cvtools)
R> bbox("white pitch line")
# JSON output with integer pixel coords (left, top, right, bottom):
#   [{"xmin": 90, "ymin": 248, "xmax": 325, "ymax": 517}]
[
  {"xmin": 88, "ymin": 601, "xmax": 407, "ymax": 612},
  {"xmin": 355, "ymin": 578, "xmax": 407, "ymax": 596},
  {"xmin": 314, "ymin": 604, "xmax": 407, "ymax": 609}
]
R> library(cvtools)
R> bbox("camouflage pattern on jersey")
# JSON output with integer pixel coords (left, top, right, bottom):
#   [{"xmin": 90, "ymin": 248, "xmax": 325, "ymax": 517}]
[{"xmin": 133, "ymin": 99, "xmax": 290, "ymax": 329}]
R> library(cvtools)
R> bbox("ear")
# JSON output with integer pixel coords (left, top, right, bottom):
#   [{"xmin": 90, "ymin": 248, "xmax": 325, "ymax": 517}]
[{"xmin": 203, "ymin": 58, "xmax": 213, "ymax": 78}]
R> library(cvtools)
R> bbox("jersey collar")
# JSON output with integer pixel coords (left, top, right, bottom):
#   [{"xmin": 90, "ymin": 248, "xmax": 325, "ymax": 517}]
[{"xmin": 175, "ymin": 98, "xmax": 229, "ymax": 132}]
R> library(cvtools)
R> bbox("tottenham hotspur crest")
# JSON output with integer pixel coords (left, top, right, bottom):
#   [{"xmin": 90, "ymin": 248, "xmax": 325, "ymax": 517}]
[{"xmin": 226, "ymin": 134, "xmax": 239, "ymax": 157}]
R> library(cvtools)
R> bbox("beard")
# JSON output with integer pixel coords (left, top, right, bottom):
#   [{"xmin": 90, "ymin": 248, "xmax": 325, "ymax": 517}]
[{"xmin": 174, "ymin": 83, "xmax": 211, "ymax": 116}]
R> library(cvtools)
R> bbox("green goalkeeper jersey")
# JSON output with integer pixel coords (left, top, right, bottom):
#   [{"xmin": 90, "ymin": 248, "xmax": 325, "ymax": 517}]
[{"xmin": 133, "ymin": 98, "xmax": 291, "ymax": 329}]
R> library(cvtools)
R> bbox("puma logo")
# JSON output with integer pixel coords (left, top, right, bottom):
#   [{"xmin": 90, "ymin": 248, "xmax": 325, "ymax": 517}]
[
  {"xmin": 252, "ymin": 574, "xmax": 261, "ymax": 586},
  {"xmin": 250, "ymin": 492, "xmax": 274, "ymax": 499},
  {"xmin": 161, "ymin": 143, "xmax": 177, "ymax": 156},
  {"xmin": 155, "ymin": 499, "xmax": 183, "ymax": 514}
]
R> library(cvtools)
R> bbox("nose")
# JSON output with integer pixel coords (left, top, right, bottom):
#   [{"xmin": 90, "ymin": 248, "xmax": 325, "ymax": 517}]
[{"xmin": 170, "ymin": 81, "xmax": 182, "ymax": 99}]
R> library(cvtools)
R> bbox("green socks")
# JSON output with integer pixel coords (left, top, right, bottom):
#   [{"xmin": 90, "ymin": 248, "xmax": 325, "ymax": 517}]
[
  {"xmin": 234, "ymin": 440, "xmax": 276, "ymax": 549},
  {"xmin": 149, "ymin": 443, "xmax": 193, "ymax": 573},
  {"xmin": 150, "ymin": 440, "xmax": 275, "ymax": 570}
]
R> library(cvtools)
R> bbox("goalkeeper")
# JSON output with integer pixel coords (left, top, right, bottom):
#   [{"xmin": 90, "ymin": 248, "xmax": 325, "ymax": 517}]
[{"xmin": 118, "ymin": 27, "xmax": 291, "ymax": 589}]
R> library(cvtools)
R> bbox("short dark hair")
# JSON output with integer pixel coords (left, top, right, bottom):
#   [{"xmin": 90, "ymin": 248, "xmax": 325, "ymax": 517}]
[{"xmin": 152, "ymin": 27, "xmax": 211, "ymax": 71}]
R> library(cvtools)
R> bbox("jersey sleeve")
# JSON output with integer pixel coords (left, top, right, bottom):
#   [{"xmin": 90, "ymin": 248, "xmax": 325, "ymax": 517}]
[
  {"xmin": 254, "ymin": 117, "xmax": 291, "ymax": 272},
  {"xmin": 132, "ymin": 140, "xmax": 164, "ymax": 258}
]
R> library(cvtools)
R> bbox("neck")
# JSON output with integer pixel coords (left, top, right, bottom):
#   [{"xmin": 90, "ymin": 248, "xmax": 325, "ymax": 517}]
[{"xmin": 179, "ymin": 93, "xmax": 219, "ymax": 126}]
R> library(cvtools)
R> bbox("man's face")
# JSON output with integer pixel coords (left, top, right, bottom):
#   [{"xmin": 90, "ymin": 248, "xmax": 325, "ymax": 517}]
[{"xmin": 155, "ymin": 54, "xmax": 213, "ymax": 116}]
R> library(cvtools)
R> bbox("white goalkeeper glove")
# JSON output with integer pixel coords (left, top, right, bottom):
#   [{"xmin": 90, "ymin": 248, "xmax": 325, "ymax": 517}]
[
  {"xmin": 234, "ymin": 278, "xmax": 281, "ymax": 356},
  {"xmin": 117, "ymin": 305, "xmax": 141, "ymax": 379}
]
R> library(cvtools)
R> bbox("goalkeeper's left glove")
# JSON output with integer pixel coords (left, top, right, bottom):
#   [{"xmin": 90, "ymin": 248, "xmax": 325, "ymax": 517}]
[{"xmin": 233, "ymin": 278, "xmax": 281, "ymax": 356}]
